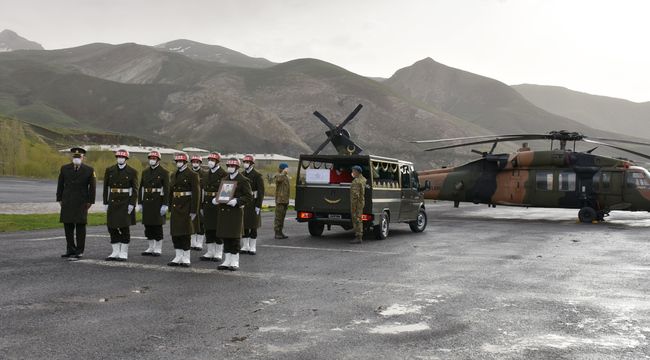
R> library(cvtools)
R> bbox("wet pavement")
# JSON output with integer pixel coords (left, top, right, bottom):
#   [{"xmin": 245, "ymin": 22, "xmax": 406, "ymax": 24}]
[{"xmin": 1, "ymin": 203, "xmax": 649, "ymax": 359}]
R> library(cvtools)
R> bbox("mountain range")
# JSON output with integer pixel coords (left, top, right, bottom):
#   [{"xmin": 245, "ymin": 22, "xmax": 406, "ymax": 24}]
[
  {"xmin": 0, "ymin": 29, "xmax": 647, "ymax": 167},
  {"xmin": 0, "ymin": 30, "xmax": 44, "ymax": 52}
]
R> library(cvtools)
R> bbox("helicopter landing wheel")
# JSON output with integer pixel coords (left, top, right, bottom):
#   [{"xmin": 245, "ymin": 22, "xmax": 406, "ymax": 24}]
[{"xmin": 578, "ymin": 207, "xmax": 597, "ymax": 223}]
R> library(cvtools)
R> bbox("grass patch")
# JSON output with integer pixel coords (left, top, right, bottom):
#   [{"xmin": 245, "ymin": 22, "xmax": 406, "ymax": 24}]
[{"xmin": 0, "ymin": 212, "xmax": 142, "ymax": 233}]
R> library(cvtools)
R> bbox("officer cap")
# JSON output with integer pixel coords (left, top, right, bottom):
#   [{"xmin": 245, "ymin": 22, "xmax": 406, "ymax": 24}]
[{"xmin": 70, "ymin": 147, "xmax": 86, "ymax": 157}]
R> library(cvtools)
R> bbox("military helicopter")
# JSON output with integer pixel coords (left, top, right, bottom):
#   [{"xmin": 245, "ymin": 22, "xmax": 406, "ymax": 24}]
[{"xmin": 413, "ymin": 131, "xmax": 650, "ymax": 223}]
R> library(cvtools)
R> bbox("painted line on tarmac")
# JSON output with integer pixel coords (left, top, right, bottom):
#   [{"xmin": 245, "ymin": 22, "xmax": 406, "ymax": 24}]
[
  {"xmin": 74, "ymin": 259, "xmax": 429, "ymax": 290},
  {"xmin": 258, "ymin": 244, "xmax": 398, "ymax": 255}
]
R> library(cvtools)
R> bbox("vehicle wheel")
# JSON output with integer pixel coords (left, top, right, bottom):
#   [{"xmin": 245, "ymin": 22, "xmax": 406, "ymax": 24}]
[
  {"xmin": 373, "ymin": 211, "xmax": 389, "ymax": 240},
  {"xmin": 409, "ymin": 208, "xmax": 427, "ymax": 233},
  {"xmin": 308, "ymin": 221, "xmax": 324, "ymax": 236},
  {"xmin": 578, "ymin": 207, "xmax": 597, "ymax": 223}
]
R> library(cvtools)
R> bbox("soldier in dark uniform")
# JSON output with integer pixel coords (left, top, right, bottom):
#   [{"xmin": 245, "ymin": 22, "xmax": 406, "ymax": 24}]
[
  {"xmin": 190, "ymin": 155, "xmax": 205, "ymax": 251},
  {"xmin": 103, "ymin": 149, "xmax": 139, "ymax": 260},
  {"xmin": 56, "ymin": 147, "xmax": 96, "ymax": 259},
  {"xmin": 200, "ymin": 152, "xmax": 227, "ymax": 261},
  {"xmin": 273, "ymin": 162, "xmax": 290, "ymax": 239},
  {"xmin": 215, "ymin": 158, "xmax": 253, "ymax": 271},
  {"xmin": 240, "ymin": 155, "xmax": 265, "ymax": 255},
  {"xmin": 349, "ymin": 165, "xmax": 366, "ymax": 244},
  {"xmin": 138, "ymin": 151, "xmax": 170, "ymax": 257},
  {"xmin": 168, "ymin": 153, "xmax": 200, "ymax": 267}
]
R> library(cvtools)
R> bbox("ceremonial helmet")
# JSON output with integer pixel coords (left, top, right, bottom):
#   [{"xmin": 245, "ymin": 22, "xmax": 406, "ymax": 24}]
[
  {"xmin": 190, "ymin": 155, "xmax": 203, "ymax": 163},
  {"xmin": 226, "ymin": 158, "xmax": 241, "ymax": 168},
  {"xmin": 208, "ymin": 152, "xmax": 221, "ymax": 161},
  {"xmin": 147, "ymin": 150, "xmax": 161, "ymax": 160},
  {"xmin": 115, "ymin": 149, "xmax": 129, "ymax": 159},
  {"xmin": 242, "ymin": 154, "xmax": 255, "ymax": 164},
  {"xmin": 174, "ymin": 152, "xmax": 189, "ymax": 162}
]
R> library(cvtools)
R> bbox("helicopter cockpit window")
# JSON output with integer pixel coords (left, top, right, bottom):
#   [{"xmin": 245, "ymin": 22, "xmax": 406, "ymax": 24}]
[
  {"xmin": 626, "ymin": 170, "xmax": 650, "ymax": 189},
  {"xmin": 372, "ymin": 161, "xmax": 399, "ymax": 189},
  {"xmin": 535, "ymin": 171, "xmax": 554, "ymax": 191},
  {"xmin": 558, "ymin": 172, "xmax": 576, "ymax": 191}
]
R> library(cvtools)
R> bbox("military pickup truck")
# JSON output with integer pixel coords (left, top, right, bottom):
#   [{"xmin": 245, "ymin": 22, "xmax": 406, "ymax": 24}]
[{"xmin": 295, "ymin": 154, "xmax": 430, "ymax": 240}]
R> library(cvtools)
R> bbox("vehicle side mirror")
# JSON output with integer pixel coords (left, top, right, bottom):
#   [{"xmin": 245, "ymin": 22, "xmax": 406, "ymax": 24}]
[{"xmin": 418, "ymin": 180, "xmax": 431, "ymax": 192}]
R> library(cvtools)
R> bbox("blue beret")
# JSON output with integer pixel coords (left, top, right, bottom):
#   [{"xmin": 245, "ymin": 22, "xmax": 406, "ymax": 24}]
[
  {"xmin": 279, "ymin": 163, "xmax": 289, "ymax": 169},
  {"xmin": 352, "ymin": 165, "xmax": 362, "ymax": 172}
]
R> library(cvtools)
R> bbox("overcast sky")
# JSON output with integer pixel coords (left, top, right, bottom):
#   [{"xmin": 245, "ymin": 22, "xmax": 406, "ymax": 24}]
[{"xmin": 2, "ymin": 0, "xmax": 649, "ymax": 102}]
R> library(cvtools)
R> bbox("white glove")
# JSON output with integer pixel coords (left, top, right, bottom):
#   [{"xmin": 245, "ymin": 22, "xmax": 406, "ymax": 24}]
[
  {"xmin": 128, "ymin": 205, "xmax": 134, "ymax": 214},
  {"xmin": 103, "ymin": 204, "xmax": 108, "ymax": 211},
  {"xmin": 255, "ymin": 207, "xmax": 261, "ymax": 215},
  {"xmin": 190, "ymin": 213, "xmax": 196, "ymax": 221},
  {"xmin": 160, "ymin": 205, "xmax": 168, "ymax": 216},
  {"xmin": 227, "ymin": 198, "xmax": 237, "ymax": 207},
  {"xmin": 212, "ymin": 197, "xmax": 218, "ymax": 205},
  {"xmin": 200, "ymin": 209, "xmax": 204, "ymax": 217},
  {"xmin": 136, "ymin": 204, "xmax": 142, "ymax": 213}
]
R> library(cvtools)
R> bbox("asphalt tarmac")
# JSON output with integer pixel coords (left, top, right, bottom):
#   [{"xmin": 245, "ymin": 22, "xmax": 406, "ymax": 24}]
[{"xmin": 1, "ymin": 203, "xmax": 649, "ymax": 359}]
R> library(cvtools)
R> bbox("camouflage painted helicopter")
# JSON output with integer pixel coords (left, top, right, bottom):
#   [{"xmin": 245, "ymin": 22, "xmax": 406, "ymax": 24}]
[{"xmin": 413, "ymin": 131, "xmax": 650, "ymax": 223}]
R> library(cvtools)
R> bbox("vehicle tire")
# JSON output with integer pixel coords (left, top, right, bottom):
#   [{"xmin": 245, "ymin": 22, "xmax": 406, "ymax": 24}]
[
  {"xmin": 578, "ymin": 207, "xmax": 597, "ymax": 223},
  {"xmin": 308, "ymin": 221, "xmax": 324, "ymax": 237},
  {"xmin": 373, "ymin": 211, "xmax": 389, "ymax": 240},
  {"xmin": 409, "ymin": 208, "xmax": 427, "ymax": 233}
]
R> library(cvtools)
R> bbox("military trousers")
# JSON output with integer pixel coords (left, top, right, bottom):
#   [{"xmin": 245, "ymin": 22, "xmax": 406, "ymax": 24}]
[
  {"xmin": 205, "ymin": 230, "xmax": 223, "ymax": 244},
  {"xmin": 242, "ymin": 228, "xmax": 258, "ymax": 239},
  {"xmin": 351, "ymin": 204, "xmax": 363, "ymax": 238},
  {"xmin": 172, "ymin": 235, "xmax": 191, "ymax": 251},
  {"xmin": 223, "ymin": 237, "xmax": 241, "ymax": 254},
  {"xmin": 64, "ymin": 223, "xmax": 86, "ymax": 254},
  {"xmin": 144, "ymin": 225, "xmax": 163, "ymax": 240},
  {"xmin": 274, "ymin": 203, "xmax": 288, "ymax": 233},
  {"xmin": 108, "ymin": 226, "xmax": 130, "ymax": 244}
]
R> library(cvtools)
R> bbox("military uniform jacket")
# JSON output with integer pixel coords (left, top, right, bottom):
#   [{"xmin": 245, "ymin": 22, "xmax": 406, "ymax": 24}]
[
  {"xmin": 103, "ymin": 164, "xmax": 139, "ymax": 228},
  {"xmin": 138, "ymin": 165, "xmax": 170, "ymax": 226},
  {"xmin": 201, "ymin": 166, "xmax": 227, "ymax": 231},
  {"xmin": 57, "ymin": 163, "xmax": 96, "ymax": 224},
  {"xmin": 191, "ymin": 168, "xmax": 205, "ymax": 234},
  {"xmin": 243, "ymin": 168, "xmax": 265, "ymax": 229},
  {"xmin": 274, "ymin": 173, "xmax": 290, "ymax": 205},
  {"xmin": 169, "ymin": 168, "xmax": 200, "ymax": 237},
  {"xmin": 216, "ymin": 172, "xmax": 253, "ymax": 239},
  {"xmin": 350, "ymin": 174, "xmax": 367, "ymax": 207}
]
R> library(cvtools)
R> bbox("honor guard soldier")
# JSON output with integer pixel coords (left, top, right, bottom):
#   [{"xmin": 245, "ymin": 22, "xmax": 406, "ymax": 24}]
[
  {"xmin": 56, "ymin": 147, "xmax": 96, "ymax": 259},
  {"xmin": 190, "ymin": 155, "xmax": 206, "ymax": 251},
  {"xmin": 200, "ymin": 152, "xmax": 227, "ymax": 261},
  {"xmin": 349, "ymin": 165, "xmax": 366, "ymax": 244},
  {"xmin": 138, "ymin": 151, "xmax": 170, "ymax": 257},
  {"xmin": 273, "ymin": 162, "xmax": 290, "ymax": 239},
  {"xmin": 103, "ymin": 149, "xmax": 139, "ymax": 260},
  {"xmin": 168, "ymin": 153, "xmax": 200, "ymax": 267},
  {"xmin": 240, "ymin": 155, "xmax": 265, "ymax": 255},
  {"xmin": 214, "ymin": 158, "xmax": 253, "ymax": 271}
]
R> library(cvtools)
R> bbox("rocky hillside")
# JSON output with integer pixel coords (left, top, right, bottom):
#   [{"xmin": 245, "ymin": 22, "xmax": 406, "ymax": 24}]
[
  {"xmin": 156, "ymin": 39, "xmax": 275, "ymax": 68},
  {"xmin": 0, "ymin": 30, "xmax": 44, "ymax": 52},
  {"xmin": 513, "ymin": 84, "xmax": 650, "ymax": 140}
]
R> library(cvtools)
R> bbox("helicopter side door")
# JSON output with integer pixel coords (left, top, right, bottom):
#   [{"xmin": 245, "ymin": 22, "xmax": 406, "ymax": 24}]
[{"xmin": 593, "ymin": 171, "xmax": 624, "ymax": 209}]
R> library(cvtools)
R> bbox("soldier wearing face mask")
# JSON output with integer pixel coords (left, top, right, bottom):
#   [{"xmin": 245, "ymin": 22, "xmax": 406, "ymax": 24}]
[
  {"xmin": 103, "ymin": 149, "xmax": 139, "ymax": 261},
  {"xmin": 200, "ymin": 152, "xmax": 227, "ymax": 262},
  {"xmin": 214, "ymin": 158, "xmax": 253, "ymax": 271},
  {"xmin": 138, "ymin": 151, "xmax": 170, "ymax": 257},
  {"xmin": 240, "ymin": 155, "xmax": 264, "ymax": 255},
  {"xmin": 56, "ymin": 147, "xmax": 96, "ymax": 259},
  {"xmin": 168, "ymin": 153, "xmax": 200, "ymax": 267},
  {"xmin": 190, "ymin": 155, "xmax": 206, "ymax": 251}
]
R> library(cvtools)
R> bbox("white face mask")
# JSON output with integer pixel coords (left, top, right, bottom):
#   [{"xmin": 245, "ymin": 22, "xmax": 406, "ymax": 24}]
[
  {"xmin": 207, "ymin": 160, "xmax": 217, "ymax": 169},
  {"xmin": 149, "ymin": 159, "xmax": 158, "ymax": 167},
  {"xmin": 243, "ymin": 163, "xmax": 251, "ymax": 170},
  {"xmin": 227, "ymin": 166, "xmax": 237, "ymax": 174},
  {"xmin": 116, "ymin": 157, "xmax": 126, "ymax": 165},
  {"xmin": 192, "ymin": 163, "xmax": 201, "ymax": 170},
  {"xmin": 176, "ymin": 161, "xmax": 185, "ymax": 169},
  {"xmin": 72, "ymin": 158, "xmax": 82, "ymax": 166}
]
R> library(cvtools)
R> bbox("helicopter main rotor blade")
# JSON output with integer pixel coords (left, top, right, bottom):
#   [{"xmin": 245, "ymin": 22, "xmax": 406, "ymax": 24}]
[
  {"xmin": 586, "ymin": 137, "xmax": 650, "ymax": 147},
  {"xmin": 312, "ymin": 137, "xmax": 334, "ymax": 155},
  {"xmin": 583, "ymin": 139, "xmax": 650, "ymax": 161},
  {"xmin": 313, "ymin": 111, "xmax": 336, "ymax": 130},
  {"xmin": 423, "ymin": 135, "xmax": 546, "ymax": 152},
  {"xmin": 335, "ymin": 104, "xmax": 363, "ymax": 131},
  {"xmin": 412, "ymin": 133, "xmax": 548, "ymax": 144}
]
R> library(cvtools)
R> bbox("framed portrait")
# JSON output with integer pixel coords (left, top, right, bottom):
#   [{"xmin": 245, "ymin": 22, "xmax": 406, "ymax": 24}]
[{"xmin": 217, "ymin": 180, "xmax": 238, "ymax": 203}]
